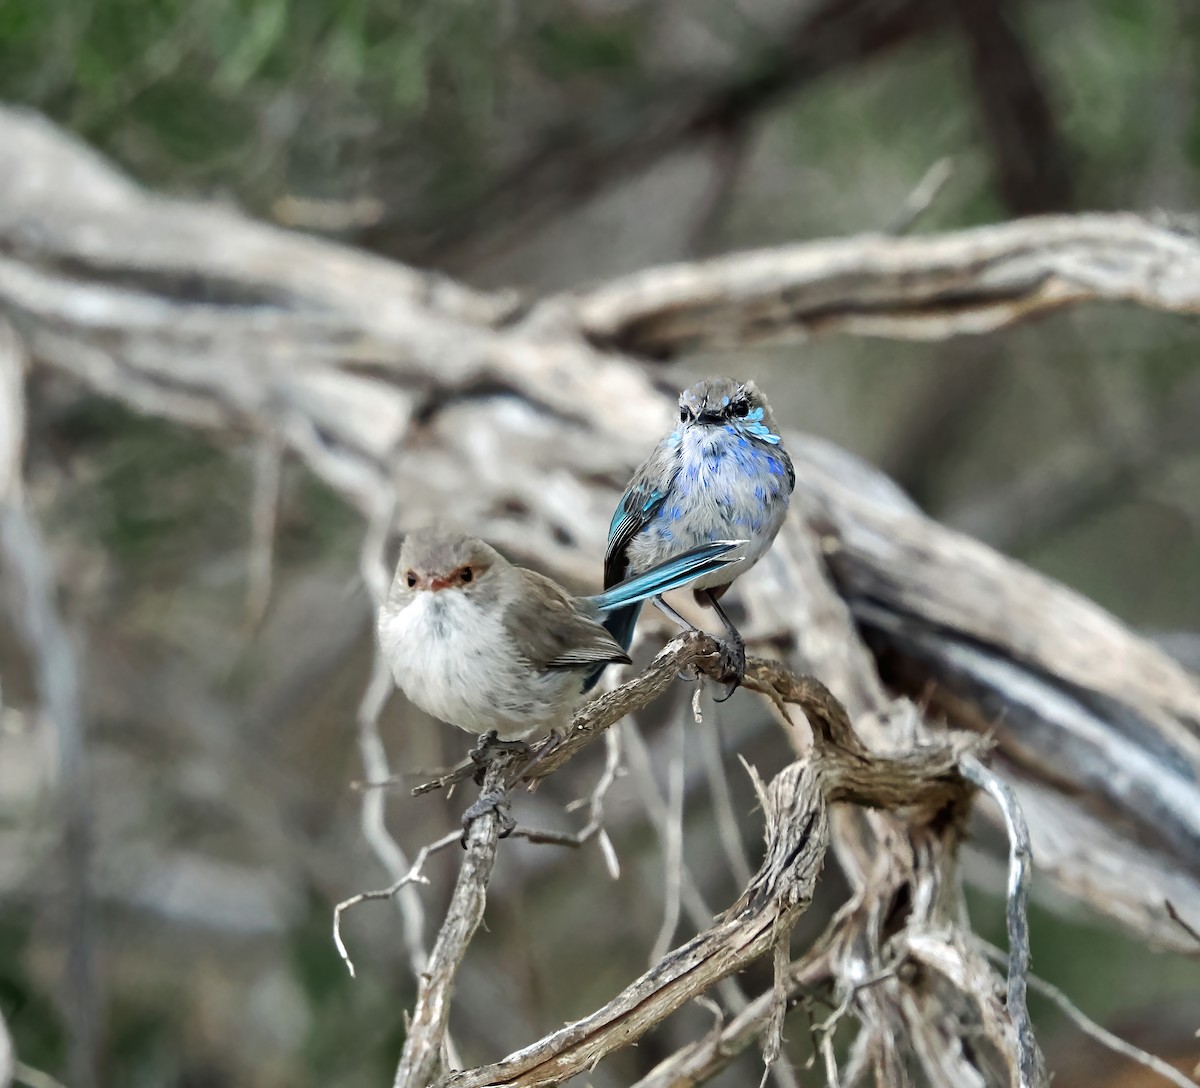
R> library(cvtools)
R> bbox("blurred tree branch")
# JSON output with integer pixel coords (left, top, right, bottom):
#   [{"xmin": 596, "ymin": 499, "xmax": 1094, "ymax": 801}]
[
  {"xmin": 0, "ymin": 322, "xmax": 100, "ymax": 1088},
  {"xmin": 951, "ymin": 0, "xmax": 1074, "ymax": 214},
  {"xmin": 369, "ymin": 0, "xmax": 951, "ymax": 267}
]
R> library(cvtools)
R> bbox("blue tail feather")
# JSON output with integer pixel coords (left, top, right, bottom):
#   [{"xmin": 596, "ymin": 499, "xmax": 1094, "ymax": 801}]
[
  {"xmin": 589, "ymin": 540, "xmax": 743, "ymax": 613},
  {"xmin": 581, "ymin": 540, "xmax": 744, "ymax": 694}
]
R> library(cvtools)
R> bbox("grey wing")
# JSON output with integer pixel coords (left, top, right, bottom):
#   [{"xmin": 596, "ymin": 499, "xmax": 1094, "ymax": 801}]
[
  {"xmin": 780, "ymin": 445, "xmax": 796, "ymax": 494},
  {"xmin": 506, "ymin": 570, "xmax": 632, "ymax": 671}
]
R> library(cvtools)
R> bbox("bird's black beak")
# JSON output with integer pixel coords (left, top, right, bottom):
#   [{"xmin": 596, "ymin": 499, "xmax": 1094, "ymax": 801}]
[{"xmin": 695, "ymin": 410, "xmax": 723, "ymax": 424}]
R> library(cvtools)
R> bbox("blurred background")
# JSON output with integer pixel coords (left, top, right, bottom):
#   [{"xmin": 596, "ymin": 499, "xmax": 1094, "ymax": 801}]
[{"xmin": 1, "ymin": 1, "xmax": 1199, "ymax": 1085}]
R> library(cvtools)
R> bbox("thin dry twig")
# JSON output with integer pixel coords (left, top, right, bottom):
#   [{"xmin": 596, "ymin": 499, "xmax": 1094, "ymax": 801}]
[
  {"xmin": 334, "ymin": 831, "xmax": 462, "ymax": 978},
  {"xmin": 1165, "ymin": 900, "xmax": 1200, "ymax": 947},
  {"xmin": 960, "ymin": 756, "xmax": 1044, "ymax": 1088},
  {"xmin": 335, "ymin": 823, "xmax": 585, "ymax": 978},
  {"xmin": 887, "ymin": 157, "xmax": 956, "ymax": 235},
  {"xmin": 629, "ymin": 951, "xmax": 833, "ymax": 1088},
  {"xmin": 393, "ymin": 756, "xmax": 515, "ymax": 1088},
  {"xmin": 839, "ymin": 1028, "xmax": 874, "ymax": 1088},
  {"xmin": 649, "ymin": 713, "xmax": 687, "ymax": 965},
  {"xmin": 978, "ymin": 941, "xmax": 1197, "ymax": 1088},
  {"xmin": 757, "ymin": 936, "xmax": 793, "ymax": 1088},
  {"xmin": 243, "ymin": 437, "xmax": 282, "ymax": 630},
  {"xmin": 620, "ymin": 715, "xmax": 751, "ymax": 1017},
  {"xmin": 355, "ymin": 652, "xmax": 432, "ymax": 979},
  {"xmin": 697, "ymin": 695, "xmax": 754, "ymax": 887},
  {"xmin": 0, "ymin": 324, "xmax": 99, "ymax": 1088}
]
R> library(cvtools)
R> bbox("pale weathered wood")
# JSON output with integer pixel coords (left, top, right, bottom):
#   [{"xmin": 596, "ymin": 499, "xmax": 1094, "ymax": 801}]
[{"xmin": 560, "ymin": 214, "xmax": 1200, "ymax": 354}]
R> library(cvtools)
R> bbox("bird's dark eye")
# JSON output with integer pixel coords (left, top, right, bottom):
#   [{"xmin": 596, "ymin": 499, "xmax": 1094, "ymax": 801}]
[
  {"xmin": 405, "ymin": 571, "xmax": 417, "ymax": 588},
  {"xmin": 679, "ymin": 406, "xmax": 690, "ymax": 422},
  {"xmin": 459, "ymin": 567, "xmax": 473, "ymax": 583},
  {"xmin": 731, "ymin": 399, "xmax": 750, "ymax": 418}
]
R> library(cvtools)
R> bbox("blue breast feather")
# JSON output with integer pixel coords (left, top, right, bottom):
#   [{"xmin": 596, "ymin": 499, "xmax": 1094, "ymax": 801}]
[{"xmin": 645, "ymin": 424, "xmax": 787, "ymax": 539}]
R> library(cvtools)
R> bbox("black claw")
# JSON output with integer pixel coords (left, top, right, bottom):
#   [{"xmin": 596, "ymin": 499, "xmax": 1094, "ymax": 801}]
[
  {"xmin": 711, "ymin": 636, "xmax": 745, "ymax": 702},
  {"xmin": 468, "ymin": 730, "xmax": 531, "ymax": 784},
  {"xmin": 460, "ymin": 787, "xmax": 515, "ymax": 847}
]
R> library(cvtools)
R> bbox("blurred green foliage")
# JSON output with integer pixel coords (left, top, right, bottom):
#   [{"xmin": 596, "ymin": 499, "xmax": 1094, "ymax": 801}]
[{"xmin": 0, "ymin": 0, "xmax": 655, "ymax": 220}]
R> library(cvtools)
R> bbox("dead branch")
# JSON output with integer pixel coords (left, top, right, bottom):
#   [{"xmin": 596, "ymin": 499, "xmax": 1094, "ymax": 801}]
[
  {"xmin": 561, "ymin": 215, "xmax": 1200, "ymax": 357},
  {"xmin": 960, "ymin": 757, "xmax": 1042, "ymax": 1087},
  {"xmin": 443, "ymin": 752, "xmax": 827, "ymax": 1088},
  {"xmin": 978, "ymin": 942, "xmax": 1198, "ymax": 1088},
  {"xmin": 409, "ymin": 643, "xmax": 1023, "ymax": 1088},
  {"xmin": 334, "ymin": 831, "xmax": 462, "ymax": 979},
  {"xmin": 0, "ymin": 322, "xmax": 100, "ymax": 1088},
  {"xmin": 393, "ymin": 756, "xmax": 515, "ymax": 1088}
]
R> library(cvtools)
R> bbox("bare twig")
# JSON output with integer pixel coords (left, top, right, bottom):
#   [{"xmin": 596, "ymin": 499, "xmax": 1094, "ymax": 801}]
[
  {"xmin": 979, "ymin": 942, "xmax": 1198, "ymax": 1088},
  {"xmin": 0, "ymin": 323, "xmax": 99, "ymax": 1088},
  {"xmin": 1165, "ymin": 900, "xmax": 1200, "ymax": 946},
  {"xmin": 697, "ymin": 696, "xmax": 754, "ymax": 887},
  {"xmin": 394, "ymin": 756, "xmax": 514, "ymax": 1088},
  {"xmin": 243, "ymin": 437, "xmax": 282, "ymax": 629},
  {"xmin": 649, "ymin": 713, "xmax": 687, "ymax": 965},
  {"xmin": 886, "ymin": 157, "xmax": 956, "ymax": 235},
  {"xmin": 959, "ymin": 756, "xmax": 1044, "ymax": 1088},
  {"xmin": 354, "ymin": 652, "xmax": 434, "ymax": 979},
  {"xmin": 621, "ymin": 715, "xmax": 752, "ymax": 1016},
  {"xmin": 757, "ymin": 937, "xmax": 793, "ymax": 1088},
  {"xmin": 629, "ymin": 951, "xmax": 833, "ymax": 1088},
  {"xmin": 334, "ymin": 831, "xmax": 462, "ymax": 978},
  {"xmin": 839, "ymin": 1028, "xmax": 874, "ymax": 1088}
]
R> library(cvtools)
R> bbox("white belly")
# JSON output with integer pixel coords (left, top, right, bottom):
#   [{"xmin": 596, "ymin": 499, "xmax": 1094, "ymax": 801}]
[{"xmin": 376, "ymin": 591, "xmax": 578, "ymax": 739}]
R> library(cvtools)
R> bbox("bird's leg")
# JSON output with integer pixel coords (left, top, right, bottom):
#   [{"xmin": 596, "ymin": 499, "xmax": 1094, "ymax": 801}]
[
  {"xmin": 703, "ymin": 590, "xmax": 745, "ymax": 700},
  {"xmin": 514, "ymin": 729, "xmax": 562, "ymax": 783},
  {"xmin": 652, "ymin": 596, "xmax": 706, "ymax": 682},
  {"xmin": 469, "ymin": 729, "xmax": 531, "ymax": 784},
  {"xmin": 460, "ymin": 788, "xmax": 516, "ymax": 847},
  {"xmin": 462, "ymin": 730, "xmax": 530, "ymax": 845},
  {"xmin": 652, "ymin": 594, "xmax": 700, "ymax": 632}
]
